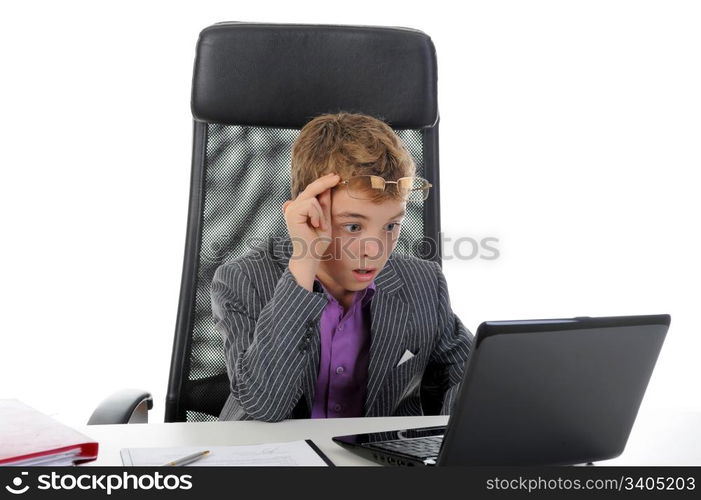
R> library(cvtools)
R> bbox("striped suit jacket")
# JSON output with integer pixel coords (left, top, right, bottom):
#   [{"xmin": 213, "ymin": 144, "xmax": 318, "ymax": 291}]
[{"xmin": 211, "ymin": 235, "xmax": 474, "ymax": 422}]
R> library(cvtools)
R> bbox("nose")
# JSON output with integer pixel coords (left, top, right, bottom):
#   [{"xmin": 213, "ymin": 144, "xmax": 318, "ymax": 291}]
[{"xmin": 361, "ymin": 237, "xmax": 382, "ymax": 261}]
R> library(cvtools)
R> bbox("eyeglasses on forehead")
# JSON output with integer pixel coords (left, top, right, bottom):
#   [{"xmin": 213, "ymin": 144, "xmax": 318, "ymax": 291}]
[{"xmin": 336, "ymin": 175, "xmax": 432, "ymax": 201}]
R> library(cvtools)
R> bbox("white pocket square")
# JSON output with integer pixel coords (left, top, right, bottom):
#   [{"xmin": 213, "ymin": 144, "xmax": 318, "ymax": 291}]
[{"xmin": 396, "ymin": 349, "xmax": 416, "ymax": 367}]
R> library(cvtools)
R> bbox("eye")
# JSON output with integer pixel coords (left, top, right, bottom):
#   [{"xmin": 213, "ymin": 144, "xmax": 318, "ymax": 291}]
[
  {"xmin": 341, "ymin": 222, "xmax": 401, "ymax": 233},
  {"xmin": 342, "ymin": 223, "xmax": 362, "ymax": 233}
]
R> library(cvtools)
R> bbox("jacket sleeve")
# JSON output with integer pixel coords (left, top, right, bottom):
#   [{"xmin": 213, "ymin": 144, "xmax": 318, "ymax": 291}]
[
  {"xmin": 424, "ymin": 261, "xmax": 474, "ymax": 415},
  {"xmin": 211, "ymin": 263, "xmax": 328, "ymax": 422}
]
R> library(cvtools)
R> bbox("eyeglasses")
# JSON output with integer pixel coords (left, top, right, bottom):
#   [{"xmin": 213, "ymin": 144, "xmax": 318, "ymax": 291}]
[{"xmin": 336, "ymin": 175, "xmax": 433, "ymax": 201}]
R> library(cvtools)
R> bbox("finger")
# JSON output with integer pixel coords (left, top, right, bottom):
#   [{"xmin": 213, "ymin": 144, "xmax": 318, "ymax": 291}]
[
  {"xmin": 298, "ymin": 197, "xmax": 321, "ymax": 228},
  {"xmin": 318, "ymin": 189, "xmax": 331, "ymax": 230},
  {"xmin": 298, "ymin": 173, "xmax": 340, "ymax": 201},
  {"xmin": 309, "ymin": 198, "xmax": 324, "ymax": 229}
]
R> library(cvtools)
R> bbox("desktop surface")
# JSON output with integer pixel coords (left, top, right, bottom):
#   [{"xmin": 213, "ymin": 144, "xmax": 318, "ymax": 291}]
[{"xmin": 75, "ymin": 409, "xmax": 701, "ymax": 466}]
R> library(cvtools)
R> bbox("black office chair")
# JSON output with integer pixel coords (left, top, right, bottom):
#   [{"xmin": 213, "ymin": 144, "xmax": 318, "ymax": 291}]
[{"xmin": 88, "ymin": 21, "xmax": 443, "ymax": 425}]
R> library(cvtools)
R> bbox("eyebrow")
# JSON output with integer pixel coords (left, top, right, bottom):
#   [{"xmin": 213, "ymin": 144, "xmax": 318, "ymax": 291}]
[{"xmin": 334, "ymin": 210, "xmax": 406, "ymax": 221}]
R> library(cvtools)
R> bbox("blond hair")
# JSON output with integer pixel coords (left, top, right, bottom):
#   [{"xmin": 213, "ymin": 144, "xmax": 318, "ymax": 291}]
[{"xmin": 290, "ymin": 112, "xmax": 416, "ymax": 201}]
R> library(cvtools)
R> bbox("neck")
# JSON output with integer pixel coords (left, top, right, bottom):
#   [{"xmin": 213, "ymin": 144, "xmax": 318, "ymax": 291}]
[{"xmin": 315, "ymin": 267, "xmax": 356, "ymax": 312}]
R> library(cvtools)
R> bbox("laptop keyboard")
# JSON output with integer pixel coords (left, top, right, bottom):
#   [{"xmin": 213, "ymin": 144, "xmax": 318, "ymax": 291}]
[{"xmin": 364, "ymin": 435, "xmax": 444, "ymax": 460}]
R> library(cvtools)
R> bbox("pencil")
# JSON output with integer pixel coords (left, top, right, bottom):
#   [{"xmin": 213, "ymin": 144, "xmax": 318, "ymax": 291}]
[{"xmin": 162, "ymin": 450, "xmax": 211, "ymax": 466}]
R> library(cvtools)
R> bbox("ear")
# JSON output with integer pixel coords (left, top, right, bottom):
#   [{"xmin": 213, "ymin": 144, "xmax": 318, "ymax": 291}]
[{"xmin": 282, "ymin": 200, "xmax": 291, "ymax": 214}]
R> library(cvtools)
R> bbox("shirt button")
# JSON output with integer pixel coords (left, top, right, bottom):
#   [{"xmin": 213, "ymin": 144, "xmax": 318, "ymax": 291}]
[
  {"xmin": 336, "ymin": 366, "xmax": 344, "ymax": 375},
  {"xmin": 334, "ymin": 404, "xmax": 342, "ymax": 412},
  {"xmin": 338, "ymin": 324, "xmax": 344, "ymax": 331}
]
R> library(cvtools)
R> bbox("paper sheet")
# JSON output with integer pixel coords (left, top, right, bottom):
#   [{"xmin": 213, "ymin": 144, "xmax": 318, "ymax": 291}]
[
  {"xmin": 6, "ymin": 449, "xmax": 82, "ymax": 466},
  {"xmin": 120, "ymin": 440, "xmax": 330, "ymax": 466}
]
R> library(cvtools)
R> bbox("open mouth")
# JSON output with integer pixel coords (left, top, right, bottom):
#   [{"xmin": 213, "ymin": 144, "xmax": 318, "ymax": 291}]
[
  {"xmin": 352, "ymin": 268, "xmax": 377, "ymax": 281},
  {"xmin": 353, "ymin": 269, "xmax": 375, "ymax": 274}
]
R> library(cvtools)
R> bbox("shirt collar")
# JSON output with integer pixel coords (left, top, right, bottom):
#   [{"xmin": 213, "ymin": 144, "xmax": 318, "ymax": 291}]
[{"xmin": 362, "ymin": 280, "xmax": 377, "ymax": 305}]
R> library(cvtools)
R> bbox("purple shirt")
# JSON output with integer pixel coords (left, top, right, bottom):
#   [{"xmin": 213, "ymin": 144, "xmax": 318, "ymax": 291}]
[{"xmin": 310, "ymin": 278, "xmax": 376, "ymax": 418}]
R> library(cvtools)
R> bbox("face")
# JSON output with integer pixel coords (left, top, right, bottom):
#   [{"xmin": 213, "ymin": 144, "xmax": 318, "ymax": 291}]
[{"xmin": 315, "ymin": 186, "xmax": 406, "ymax": 302}]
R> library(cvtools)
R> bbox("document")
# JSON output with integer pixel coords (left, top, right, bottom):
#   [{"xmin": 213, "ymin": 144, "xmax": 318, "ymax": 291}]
[
  {"xmin": 5, "ymin": 449, "xmax": 83, "ymax": 466},
  {"xmin": 0, "ymin": 399, "xmax": 99, "ymax": 466},
  {"xmin": 120, "ymin": 440, "xmax": 331, "ymax": 466}
]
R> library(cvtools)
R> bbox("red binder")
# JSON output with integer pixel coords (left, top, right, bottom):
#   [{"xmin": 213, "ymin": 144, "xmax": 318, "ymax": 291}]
[{"xmin": 0, "ymin": 399, "xmax": 99, "ymax": 466}]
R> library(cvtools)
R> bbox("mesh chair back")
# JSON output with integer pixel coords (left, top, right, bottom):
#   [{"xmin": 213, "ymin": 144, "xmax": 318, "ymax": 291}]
[{"xmin": 166, "ymin": 22, "xmax": 443, "ymax": 422}]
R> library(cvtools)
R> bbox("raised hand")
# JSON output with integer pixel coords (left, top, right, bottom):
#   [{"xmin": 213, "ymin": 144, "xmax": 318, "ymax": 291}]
[{"xmin": 281, "ymin": 173, "xmax": 340, "ymax": 290}]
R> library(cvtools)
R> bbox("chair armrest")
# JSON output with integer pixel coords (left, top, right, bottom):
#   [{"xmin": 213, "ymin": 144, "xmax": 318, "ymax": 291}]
[{"xmin": 87, "ymin": 389, "xmax": 154, "ymax": 425}]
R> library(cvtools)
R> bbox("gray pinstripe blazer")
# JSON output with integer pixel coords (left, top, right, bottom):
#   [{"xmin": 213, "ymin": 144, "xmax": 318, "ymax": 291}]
[{"xmin": 211, "ymin": 235, "xmax": 473, "ymax": 422}]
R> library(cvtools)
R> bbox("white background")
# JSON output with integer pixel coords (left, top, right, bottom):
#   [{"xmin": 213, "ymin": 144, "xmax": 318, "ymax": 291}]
[{"xmin": 1, "ymin": 0, "xmax": 699, "ymax": 427}]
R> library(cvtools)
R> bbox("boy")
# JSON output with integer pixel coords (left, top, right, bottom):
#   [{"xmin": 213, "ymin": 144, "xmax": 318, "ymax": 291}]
[{"xmin": 211, "ymin": 112, "xmax": 473, "ymax": 422}]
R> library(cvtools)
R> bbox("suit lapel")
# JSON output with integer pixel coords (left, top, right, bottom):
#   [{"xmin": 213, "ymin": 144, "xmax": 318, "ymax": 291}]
[{"xmin": 364, "ymin": 258, "xmax": 412, "ymax": 417}]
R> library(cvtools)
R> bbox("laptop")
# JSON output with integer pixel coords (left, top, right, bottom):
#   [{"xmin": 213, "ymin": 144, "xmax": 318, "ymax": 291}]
[{"xmin": 332, "ymin": 314, "xmax": 670, "ymax": 466}]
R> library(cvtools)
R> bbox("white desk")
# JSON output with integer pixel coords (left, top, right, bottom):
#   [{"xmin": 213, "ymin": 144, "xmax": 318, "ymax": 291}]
[{"xmin": 76, "ymin": 410, "xmax": 701, "ymax": 466}]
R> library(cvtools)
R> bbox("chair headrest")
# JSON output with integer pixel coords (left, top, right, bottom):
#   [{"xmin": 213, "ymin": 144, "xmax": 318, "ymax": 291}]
[{"xmin": 191, "ymin": 22, "xmax": 438, "ymax": 129}]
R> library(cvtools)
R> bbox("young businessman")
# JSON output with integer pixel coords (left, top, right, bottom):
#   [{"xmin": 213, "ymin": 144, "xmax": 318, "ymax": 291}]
[{"xmin": 211, "ymin": 113, "xmax": 473, "ymax": 422}]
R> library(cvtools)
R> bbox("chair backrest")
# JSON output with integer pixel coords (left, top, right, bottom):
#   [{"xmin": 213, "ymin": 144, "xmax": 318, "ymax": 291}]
[{"xmin": 165, "ymin": 21, "xmax": 443, "ymax": 422}]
